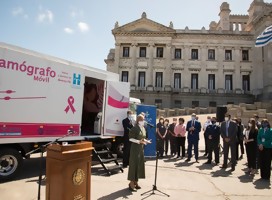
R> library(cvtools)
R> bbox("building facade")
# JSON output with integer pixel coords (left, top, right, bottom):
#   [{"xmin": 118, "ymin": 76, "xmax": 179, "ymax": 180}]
[{"xmin": 105, "ymin": 0, "xmax": 272, "ymax": 109}]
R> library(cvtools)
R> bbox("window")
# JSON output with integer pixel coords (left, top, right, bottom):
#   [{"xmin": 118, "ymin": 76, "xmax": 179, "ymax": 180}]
[
  {"xmin": 121, "ymin": 71, "xmax": 128, "ymax": 82},
  {"xmin": 156, "ymin": 47, "xmax": 164, "ymax": 58},
  {"xmin": 191, "ymin": 74, "xmax": 198, "ymax": 89},
  {"xmin": 209, "ymin": 101, "xmax": 217, "ymax": 107},
  {"xmin": 155, "ymin": 72, "xmax": 163, "ymax": 87},
  {"xmin": 123, "ymin": 47, "xmax": 130, "ymax": 57},
  {"xmin": 174, "ymin": 49, "xmax": 182, "ymax": 59},
  {"xmin": 174, "ymin": 100, "xmax": 182, "ymax": 108},
  {"xmin": 242, "ymin": 75, "xmax": 250, "ymax": 91},
  {"xmin": 138, "ymin": 72, "xmax": 145, "ymax": 87},
  {"xmin": 191, "ymin": 49, "xmax": 198, "ymax": 60},
  {"xmin": 192, "ymin": 101, "xmax": 199, "ymax": 108},
  {"xmin": 225, "ymin": 75, "xmax": 233, "ymax": 90},
  {"xmin": 225, "ymin": 50, "xmax": 232, "ymax": 60},
  {"xmin": 242, "ymin": 50, "xmax": 249, "ymax": 61},
  {"xmin": 208, "ymin": 74, "xmax": 215, "ymax": 90},
  {"xmin": 139, "ymin": 47, "xmax": 146, "ymax": 58},
  {"xmin": 155, "ymin": 99, "xmax": 162, "ymax": 109},
  {"xmin": 208, "ymin": 49, "xmax": 215, "ymax": 60},
  {"xmin": 174, "ymin": 73, "xmax": 181, "ymax": 89}
]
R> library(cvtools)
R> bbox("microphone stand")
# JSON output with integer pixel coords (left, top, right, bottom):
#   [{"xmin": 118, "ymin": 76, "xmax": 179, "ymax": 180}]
[
  {"xmin": 25, "ymin": 130, "xmax": 75, "ymax": 200},
  {"xmin": 141, "ymin": 126, "xmax": 170, "ymax": 198}
]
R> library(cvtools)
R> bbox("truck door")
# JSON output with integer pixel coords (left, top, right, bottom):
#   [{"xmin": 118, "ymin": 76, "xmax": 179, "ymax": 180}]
[{"xmin": 102, "ymin": 81, "xmax": 130, "ymax": 136}]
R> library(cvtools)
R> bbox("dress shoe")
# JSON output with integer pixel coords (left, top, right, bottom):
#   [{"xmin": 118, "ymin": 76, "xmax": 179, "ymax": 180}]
[
  {"xmin": 239, "ymin": 155, "xmax": 243, "ymax": 160},
  {"xmin": 203, "ymin": 153, "xmax": 208, "ymax": 157},
  {"xmin": 220, "ymin": 164, "xmax": 227, "ymax": 169},
  {"xmin": 135, "ymin": 185, "xmax": 141, "ymax": 189},
  {"xmin": 185, "ymin": 158, "xmax": 191, "ymax": 162},
  {"xmin": 204, "ymin": 161, "xmax": 211, "ymax": 164},
  {"xmin": 231, "ymin": 165, "xmax": 235, "ymax": 171},
  {"xmin": 195, "ymin": 160, "xmax": 199, "ymax": 163},
  {"xmin": 250, "ymin": 169, "xmax": 256, "ymax": 175},
  {"xmin": 128, "ymin": 184, "xmax": 137, "ymax": 192}
]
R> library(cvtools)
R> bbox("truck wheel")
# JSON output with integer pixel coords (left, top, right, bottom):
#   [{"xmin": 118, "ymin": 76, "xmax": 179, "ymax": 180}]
[{"xmin": 0, "ymin": 148, "xmax": 23, "ymax": 181}]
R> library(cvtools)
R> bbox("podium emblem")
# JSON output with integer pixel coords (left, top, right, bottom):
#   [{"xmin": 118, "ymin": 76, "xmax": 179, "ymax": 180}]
[{"xmin": 72, "ymin": 169, "xmax": 85, "ymax": 185}]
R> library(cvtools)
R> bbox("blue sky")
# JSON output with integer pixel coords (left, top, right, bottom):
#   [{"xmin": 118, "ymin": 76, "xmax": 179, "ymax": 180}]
[{"xmin": 1, "ymin": 0, "xmax": 271, "ymax": 70}]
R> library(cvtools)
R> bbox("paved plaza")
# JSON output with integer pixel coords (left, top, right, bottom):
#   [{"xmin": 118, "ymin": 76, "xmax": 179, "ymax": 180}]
[{"xmin": 0, "ymin": 114, "xmax": 271, "ymax": 200}]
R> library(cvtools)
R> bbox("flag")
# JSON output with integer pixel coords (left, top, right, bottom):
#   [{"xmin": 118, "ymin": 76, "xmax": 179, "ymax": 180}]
[{"xmin": 255, "ymin": 25, "xmax": 272, "ymax": 47}]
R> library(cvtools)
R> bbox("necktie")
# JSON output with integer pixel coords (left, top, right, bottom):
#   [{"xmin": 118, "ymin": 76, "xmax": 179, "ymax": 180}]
[
  {"xmin": 192, "ymin": 120, "xmax": 194, "ymax": 127},
  {"xmin": 226, "ymin": 122, "xmax": 229, "ymax": 137}
]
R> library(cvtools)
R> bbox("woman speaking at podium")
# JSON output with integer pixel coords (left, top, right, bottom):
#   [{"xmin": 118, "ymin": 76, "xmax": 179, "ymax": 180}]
[{"xmin": 127, "ymin": 114, "xmax": 151, "ymax": 192}]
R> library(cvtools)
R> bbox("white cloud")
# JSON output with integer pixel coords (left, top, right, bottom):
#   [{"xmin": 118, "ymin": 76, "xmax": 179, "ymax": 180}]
[
  {"xmin": 70, "ymin": 8, "xmax": 84, "ymax": 19},
  {"xmin": 37, "ymin": 10, "xmax": 54, "ymax": 23},
  {"xmin": 12, "ymin": 7, "xmax": 29, "ymax": 19},
  {"xmin": 78, "ymin": 22, "xmax": 89, "ymax": 33},
  {"xmin": 12, "ymin": 7, "xmax": 23, "ymax": 16},
  {"xmin": 64, "ymin": 27, "xmax": 74, "ymax": 34}
]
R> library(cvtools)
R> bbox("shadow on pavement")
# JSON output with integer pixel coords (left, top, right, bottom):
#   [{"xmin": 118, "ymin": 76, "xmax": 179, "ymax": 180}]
[
  {"xmin": 162, "ymin": 156, "xmax": 178, "ymax": 163},
  {"xmin": 253, "ymin": 178, "xmax": 271, "ymax": 189},
  {"xmin": 197, "ymin": 163, "xmax": 214, "ymax": 170},
  {"xmin": 210, "ymin": 168, "xmax": 232, "ymax": 177},
  {"xmin": 97, "ymin": 187, "xmax": 133, "ymax": 200},
  {"xmin": 174, "ymin": 160, "xmax": 194, "ymax": 167},
  {"xmin": 91, "ymin": 166, "xmax": 123, "ymax": 177},
  {"xmin": 237, "ymin": 174, "xmax": 254, "ymax": 183}
]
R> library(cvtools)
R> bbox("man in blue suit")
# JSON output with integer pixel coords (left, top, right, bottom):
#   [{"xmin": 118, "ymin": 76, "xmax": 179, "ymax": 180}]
[{"xmin": 186, "ymin": 113, "xmax": 201, "ymax": 162}]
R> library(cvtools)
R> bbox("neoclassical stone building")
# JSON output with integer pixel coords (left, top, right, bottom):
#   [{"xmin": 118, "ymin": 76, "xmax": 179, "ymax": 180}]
[{"xmin": 105, "ymin": 0, "xmax": 272, "ymax": 109}]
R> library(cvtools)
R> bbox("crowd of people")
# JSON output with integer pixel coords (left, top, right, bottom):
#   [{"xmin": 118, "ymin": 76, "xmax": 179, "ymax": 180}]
[{"xmin": 122, "ymin": 111, "xmax": 272, "ymax": 192}]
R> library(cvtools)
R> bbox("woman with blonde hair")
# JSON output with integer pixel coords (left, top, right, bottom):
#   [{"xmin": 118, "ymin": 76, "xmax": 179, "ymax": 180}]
[
  {"xmin": 244, "ymin": 118, "xmax": 258, "ymax": 175},
  {"xmin": 127, "ymin": 114, "xmax": 151, "ymax": 191}
]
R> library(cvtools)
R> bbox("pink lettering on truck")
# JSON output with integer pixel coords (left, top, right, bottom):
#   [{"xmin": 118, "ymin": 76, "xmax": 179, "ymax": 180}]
[{"xmin": 0, "ymin": 59, "xmax": 56, "ymax": 83}]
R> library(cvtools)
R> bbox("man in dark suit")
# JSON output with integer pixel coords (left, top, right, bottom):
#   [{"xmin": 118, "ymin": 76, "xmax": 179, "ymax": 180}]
[
  {"xmin": 122, "ymin": 110, "xmax": 134, "ymax": 168},
  {"xmin": 204, "ymin": 117, "xmax": 221, "ymax": 165},
  {"xmin": 220, "ymin": 113, "xmax": 238, "ymax": 171},
  {"xmin": 186, "ymin": 113, "xmax": 201, "ymax": 162}
]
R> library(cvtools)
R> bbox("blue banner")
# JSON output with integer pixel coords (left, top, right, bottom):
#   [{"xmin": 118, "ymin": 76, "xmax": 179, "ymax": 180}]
[{"xmin": 137, "ymin": 105, "xmax": 156, "ymax": 157}]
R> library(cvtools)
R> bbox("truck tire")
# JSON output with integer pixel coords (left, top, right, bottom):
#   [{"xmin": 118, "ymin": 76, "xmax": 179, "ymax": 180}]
[{"xmin": 0, "ymin": 148, "xmax": 23, "ymax": 181}]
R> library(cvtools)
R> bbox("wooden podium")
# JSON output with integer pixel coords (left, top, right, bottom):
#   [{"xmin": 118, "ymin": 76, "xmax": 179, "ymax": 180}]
[{"xmin": 46, "ymin": 142, "xmax": 93, "ymax": 200}]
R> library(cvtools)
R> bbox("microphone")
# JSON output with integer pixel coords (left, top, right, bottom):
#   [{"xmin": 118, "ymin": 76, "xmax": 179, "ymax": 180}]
[{"xmin": 145, "ymin": 121, "xmax": 155, "ymax": 128}]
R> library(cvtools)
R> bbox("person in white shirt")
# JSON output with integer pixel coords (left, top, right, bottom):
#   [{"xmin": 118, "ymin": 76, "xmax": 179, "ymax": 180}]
[{"xmin": 203, "ymin": 116, "xmax": 212, "ymax": 156}]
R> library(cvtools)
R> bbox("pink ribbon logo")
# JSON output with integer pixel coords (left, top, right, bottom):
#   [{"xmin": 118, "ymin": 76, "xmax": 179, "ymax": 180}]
[{"xmin": 64, "ymin": 96, "xmax": 76, "ymax": 114}]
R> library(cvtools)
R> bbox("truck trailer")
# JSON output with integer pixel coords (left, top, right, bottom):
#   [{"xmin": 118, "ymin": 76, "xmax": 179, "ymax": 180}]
[{"xmin": 0, "ymin": 42, "xmax": 130, "ymax": 180}]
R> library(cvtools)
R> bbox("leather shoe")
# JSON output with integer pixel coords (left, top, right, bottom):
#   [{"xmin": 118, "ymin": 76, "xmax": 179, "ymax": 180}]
[
  {"xmin": 195, "ymin": 160, "xmax": 199, "ymax": 163},
  {"xmin": 135, "ymin": 185, "xmax": 141, "ymax": 189},
  {"xmin": 185, "ymin": 158, "xmax": 191, "ymax": 162},
  {"xmin": 220, "ymin": 164, "xmax": 227, "ymax": 169},
  {"xmin": 128, "ymin": 184, "xmax": 137, "ymax": 192},
  {"xmin": 231, "ymin": 165, "xmax": 235, "ymax": 171}
]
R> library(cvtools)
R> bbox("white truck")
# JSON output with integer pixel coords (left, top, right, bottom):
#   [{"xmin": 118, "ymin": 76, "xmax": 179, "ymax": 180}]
[{"xmin": 0, "ymin": 42, "xmax": 130, "ymax": 180}]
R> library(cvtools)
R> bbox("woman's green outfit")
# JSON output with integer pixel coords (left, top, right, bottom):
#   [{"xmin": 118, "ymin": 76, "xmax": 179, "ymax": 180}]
[{"xmin": 127, "ymin": 125, "xmax": 146, "ymax": 181}]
